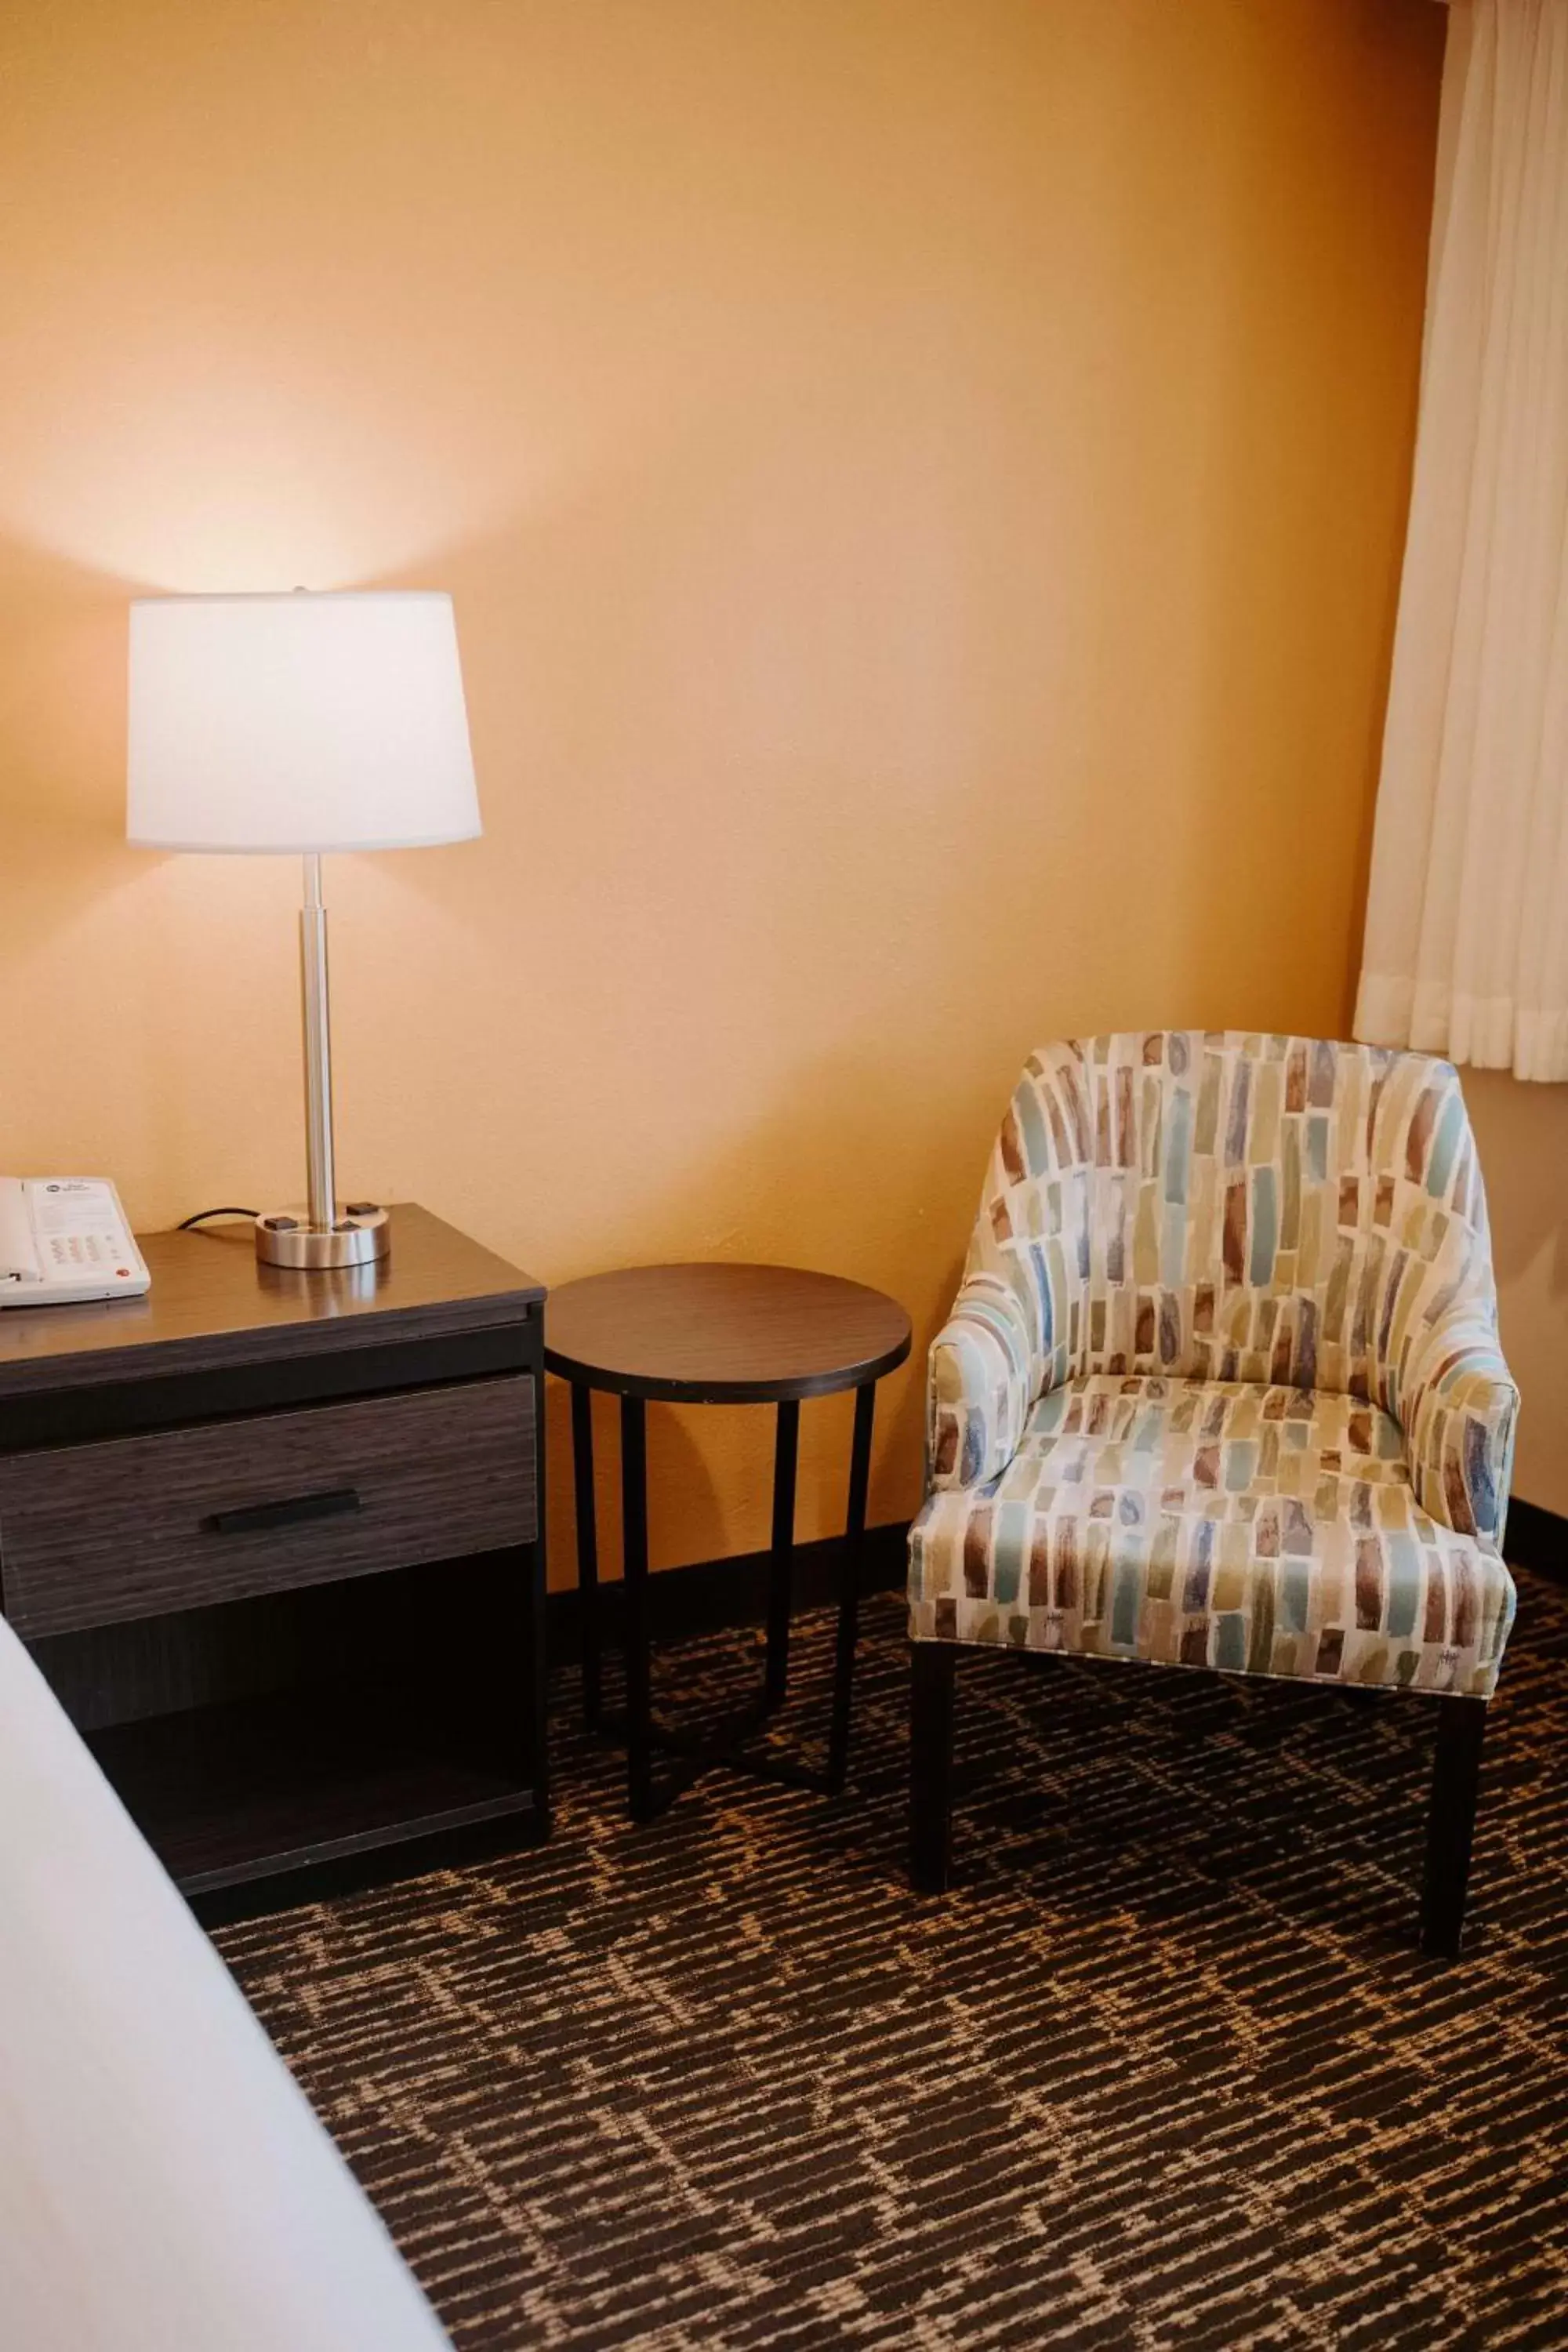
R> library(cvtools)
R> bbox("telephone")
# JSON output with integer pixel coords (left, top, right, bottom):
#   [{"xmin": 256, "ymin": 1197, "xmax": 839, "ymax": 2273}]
[{"xmin": 0, "ymin": 1178, "xmax": 151, "ymax": 1307}]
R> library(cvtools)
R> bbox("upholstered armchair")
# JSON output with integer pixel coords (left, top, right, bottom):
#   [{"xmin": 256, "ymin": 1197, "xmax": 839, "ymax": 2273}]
[{"xmin": 909, "ymin": 1033, "xmax": 1519, "ymax": 1955}]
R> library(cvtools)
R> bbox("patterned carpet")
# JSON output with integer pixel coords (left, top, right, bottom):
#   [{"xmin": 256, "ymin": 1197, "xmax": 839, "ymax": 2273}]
[{"xmin": 216, "ymin": 1565, "xmax": 1568, "ymax": 2351}]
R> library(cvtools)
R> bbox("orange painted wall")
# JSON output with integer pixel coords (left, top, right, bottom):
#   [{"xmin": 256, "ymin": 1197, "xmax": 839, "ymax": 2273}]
[{"xmin": 0, "ymin": 0, "xmax": 1446, "ymax": 1580}]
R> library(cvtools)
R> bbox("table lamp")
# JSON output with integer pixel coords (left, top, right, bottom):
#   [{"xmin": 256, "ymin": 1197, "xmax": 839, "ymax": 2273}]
[{"xmin": 127, "ymin": 589, "xmax": 480, "ymax": 1270}]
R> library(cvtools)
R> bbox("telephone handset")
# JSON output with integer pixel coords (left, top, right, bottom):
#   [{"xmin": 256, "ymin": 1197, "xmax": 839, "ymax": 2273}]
[{"xmin": 0, "ymin": 1179, "xmax": 152, "ymax": 1307}]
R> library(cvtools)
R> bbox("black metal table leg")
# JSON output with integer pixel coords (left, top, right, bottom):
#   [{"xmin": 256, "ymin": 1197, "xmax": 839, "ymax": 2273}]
[
  {"xmin": 826, "ymin": 1381, "xmax": 875, "ymax": 1792},
  {"xmin": 764, "ymin": 1399, "xmax": 800, "ymax": 1711},
  {"xmin": 620, "ymin": 1395, "xmax": 655, "ymax": 1823},
  {"xmin": 570, "ymin": 1382, "xmax": 601, "ymax": 1730},
  {"xmin": 573, "ymin": 1367, "xmax": 899, "ymax": 1818}
]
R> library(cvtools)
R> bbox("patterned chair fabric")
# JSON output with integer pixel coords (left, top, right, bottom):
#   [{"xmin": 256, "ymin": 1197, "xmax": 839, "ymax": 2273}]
[{"xmin": 910, "ymin": 1033, "xmax": 1519, "ymax": 1697}]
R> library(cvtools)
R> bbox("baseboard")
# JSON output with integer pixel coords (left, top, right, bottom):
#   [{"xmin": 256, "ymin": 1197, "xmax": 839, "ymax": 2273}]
[
  {"xmin": 1504, "ymin": 1497, "xmax": 1567, "ymax": 1585},
  {"xmin": 544, "ymin": 1520, "xmax": 910, "ymax": 1664}
]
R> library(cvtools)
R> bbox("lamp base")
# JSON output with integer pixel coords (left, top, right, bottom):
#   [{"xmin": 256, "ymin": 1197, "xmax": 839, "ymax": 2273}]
[{"xmin": 254, "ymin": 1203, "xmax": 391, "ymax": 1271}]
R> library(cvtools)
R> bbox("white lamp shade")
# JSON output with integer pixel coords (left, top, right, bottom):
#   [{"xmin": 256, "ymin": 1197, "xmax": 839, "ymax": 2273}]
[{"xmin": 127, "ymin": 590, "xmax": 481, "ymax": 853}]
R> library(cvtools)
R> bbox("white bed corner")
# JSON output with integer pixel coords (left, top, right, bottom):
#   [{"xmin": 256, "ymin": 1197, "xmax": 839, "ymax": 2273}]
[{"xmin": 0, "ymin": 1613, "xmax": 452, "ymax": 2352}]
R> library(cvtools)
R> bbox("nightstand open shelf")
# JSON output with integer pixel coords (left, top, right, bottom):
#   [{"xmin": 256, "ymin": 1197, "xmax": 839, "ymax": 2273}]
[
  {"xmin": 78, "ymin": 1543, "xmax": 543, "ymax": 1900},
  {"xmin": 91, "ymin": 1675, "xmax": 536, "ymax": 1898}
]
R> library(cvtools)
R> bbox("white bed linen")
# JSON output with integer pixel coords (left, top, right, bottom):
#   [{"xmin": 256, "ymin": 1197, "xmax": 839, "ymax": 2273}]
[{"xmin": 0, "ymin": 1616, "xmax": 452, "ymax": 2351}]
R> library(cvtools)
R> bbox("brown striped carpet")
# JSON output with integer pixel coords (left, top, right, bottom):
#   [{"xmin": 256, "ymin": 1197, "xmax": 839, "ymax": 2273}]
[{"xmin": 216, "ymin": 1566, "xmax": 1568, "ymax": 2350}]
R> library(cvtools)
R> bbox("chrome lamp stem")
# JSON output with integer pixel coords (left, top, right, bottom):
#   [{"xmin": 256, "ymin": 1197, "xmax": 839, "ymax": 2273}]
[
  {"xmin": 300, "ymin": 851, "xmax": 336, "ymax": 1232},
  {"xmin": 252, "ymin": 854, "xmax": 390, "ymax": 1270}
]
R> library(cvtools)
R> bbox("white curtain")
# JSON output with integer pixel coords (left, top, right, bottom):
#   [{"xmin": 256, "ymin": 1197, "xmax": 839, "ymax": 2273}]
[{"xmin": 1355, "ymin": 0, "xmax": 1568, "ymax": 1082}]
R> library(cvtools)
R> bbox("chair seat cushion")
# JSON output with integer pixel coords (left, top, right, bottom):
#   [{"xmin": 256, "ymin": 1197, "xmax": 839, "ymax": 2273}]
[{"xmin": 909, "ymin": 1374, "xmax": 1515, "ymax": 1695}]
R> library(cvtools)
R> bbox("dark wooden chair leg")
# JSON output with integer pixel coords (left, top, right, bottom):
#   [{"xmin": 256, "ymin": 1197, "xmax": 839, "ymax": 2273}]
[
  {"xmin": 910, "ymin": 1641, "xmax": 956, "ymax": 1894},
  {"xmin": 1421, "ymin": 1695, "xmax": 1486, "ymax": 1958}
]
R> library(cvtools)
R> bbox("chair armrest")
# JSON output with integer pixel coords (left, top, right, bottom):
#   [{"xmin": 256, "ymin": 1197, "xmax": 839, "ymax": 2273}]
[
  {"xmin": 1403, "ymin": 1308, "xmax": 1519, "ymax": 1544},
  {"xmin": 927, "ymin": 1271, "xmax": 1035, "ymax": 1489}
]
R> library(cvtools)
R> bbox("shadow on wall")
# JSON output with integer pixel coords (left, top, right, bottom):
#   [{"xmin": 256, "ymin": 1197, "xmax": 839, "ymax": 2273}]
[
  {"xmin": 1465, "ymin": 1072, "xmax": 1568, "ymax": 1296},
  {"xmin": 0, "ymin": 535, "xmax": 143, "ymax": 882},
  {"xmin": 539, "ymin": 1041, "xmax": 966, "ymax": 1593},
  {"xmin": 1462, "ymin": 1069, "xmax": 1568, "ymax": 1515}
]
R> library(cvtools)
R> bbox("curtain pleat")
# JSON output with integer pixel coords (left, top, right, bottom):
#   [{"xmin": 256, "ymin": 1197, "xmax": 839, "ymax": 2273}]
[{"xmin": 1355, "ymin": 0, "xmax": 1568, "ymax": 1083}]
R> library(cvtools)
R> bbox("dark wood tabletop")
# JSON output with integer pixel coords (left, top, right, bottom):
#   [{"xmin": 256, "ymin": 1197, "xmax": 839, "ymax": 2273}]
[
  {"xmin": 0, "ymin": 1203, "xmax": 545, "ymax": 1399},
  {"xmin": 543, "ymin": 1261, "xmax": 912, "ymax": 1403}
]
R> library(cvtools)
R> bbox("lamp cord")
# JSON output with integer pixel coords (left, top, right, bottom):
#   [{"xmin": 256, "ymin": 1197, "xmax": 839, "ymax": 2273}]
[{"xmin": 177, "ymin": 1207, "xmax": 260, "ymax": 1229}]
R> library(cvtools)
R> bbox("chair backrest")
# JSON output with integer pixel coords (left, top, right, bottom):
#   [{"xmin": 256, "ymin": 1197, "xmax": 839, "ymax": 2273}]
[{"xmin": 977, "ymin": 1031, "xmax": 1495, "ymax": 1406}]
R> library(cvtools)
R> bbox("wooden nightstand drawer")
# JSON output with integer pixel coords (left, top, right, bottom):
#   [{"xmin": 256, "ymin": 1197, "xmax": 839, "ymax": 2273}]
[{"xmin": 0, "ymin": 1376, "xmax": 535, "ymax": 1639}]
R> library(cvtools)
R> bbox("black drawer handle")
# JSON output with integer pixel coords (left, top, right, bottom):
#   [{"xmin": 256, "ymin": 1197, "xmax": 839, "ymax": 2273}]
[{"xmin": 205, "ymin": 1487, "xmax": 362, "ymax": 1537}]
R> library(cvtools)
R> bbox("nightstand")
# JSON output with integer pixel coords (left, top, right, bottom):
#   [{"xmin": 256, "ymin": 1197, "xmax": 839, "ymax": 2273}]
[{"xmin": 0, "ymin": 1203, "xmax": 546, "ymax": 1918}]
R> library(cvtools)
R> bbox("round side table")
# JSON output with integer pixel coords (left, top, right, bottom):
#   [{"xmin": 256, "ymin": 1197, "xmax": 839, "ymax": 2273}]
[{"xmin": 544, "ymin": 1263, "xmax": 912, "ymax": 1824}]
